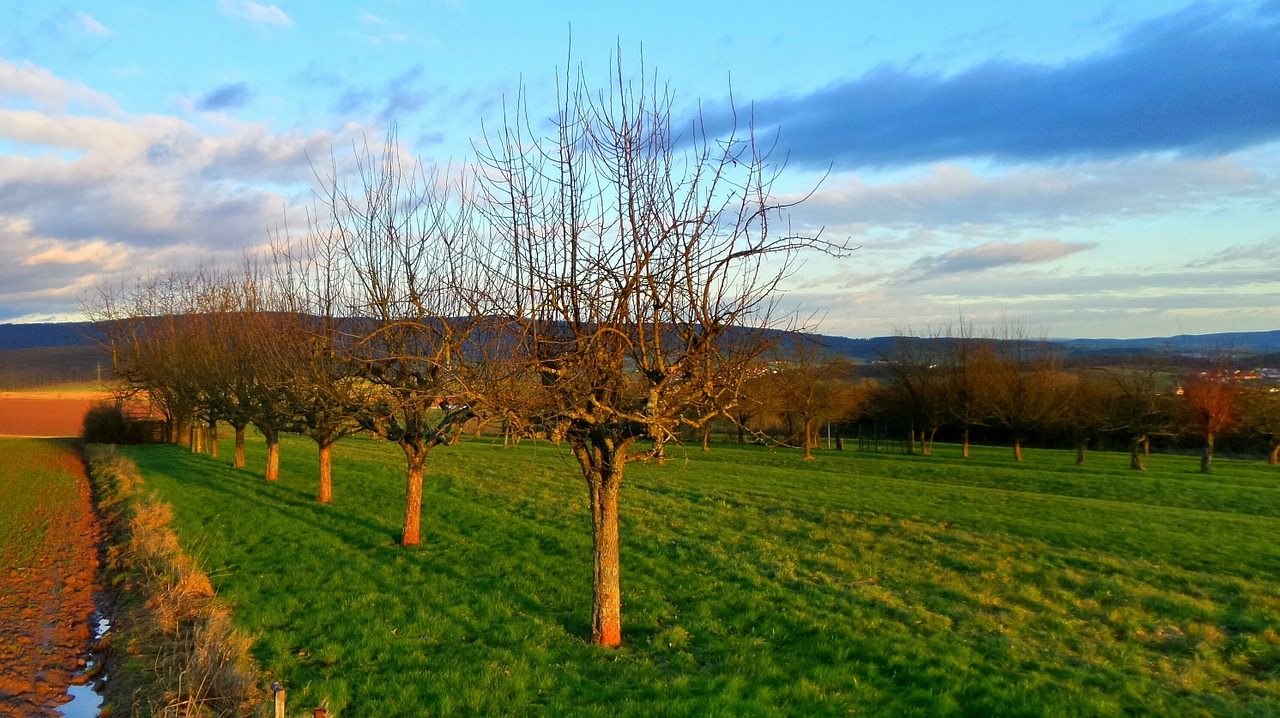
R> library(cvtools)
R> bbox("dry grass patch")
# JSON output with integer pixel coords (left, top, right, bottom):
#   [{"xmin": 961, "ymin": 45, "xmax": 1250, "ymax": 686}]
[{"xmin": 88, "ymin": 444, "xmax": 263, "ymax": 717}]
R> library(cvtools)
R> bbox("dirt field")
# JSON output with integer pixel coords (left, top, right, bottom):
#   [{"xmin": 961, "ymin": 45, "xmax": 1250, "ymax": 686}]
[
  {"xmin": 0, "ymin": 438, "xmax": 103, "ymax": 715},
  {"xmin": 0, "ymin": 391, "xmax": 108, "ymax": 438}
]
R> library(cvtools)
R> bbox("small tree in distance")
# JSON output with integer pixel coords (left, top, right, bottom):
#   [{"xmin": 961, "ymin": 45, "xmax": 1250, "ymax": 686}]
[
  {"xmin": 1238, "ymin": 385, "xmax": 1280, "ymax": 465},
  {"xmin": 770, "ymin": 334, "xmax": 868, "ymax": 459},
  {"xmin": 1180, "ymin": 362, "xmax": 1239, "ymax": 474}
]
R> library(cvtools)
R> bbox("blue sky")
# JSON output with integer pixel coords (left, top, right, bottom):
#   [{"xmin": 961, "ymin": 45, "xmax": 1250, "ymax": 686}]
[{"xmin": 1, "ymin": 1, "xmax": 1277, "ymax": 339}]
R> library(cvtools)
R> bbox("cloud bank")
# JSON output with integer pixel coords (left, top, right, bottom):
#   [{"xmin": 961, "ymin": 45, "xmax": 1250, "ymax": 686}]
[
  {"xmin": 720, "ymin": 2, "xmax": 1280, "ymax": 169},
  {"xmin": 0, "ymin": 59, "xmax": 365, "ymax": 321}
]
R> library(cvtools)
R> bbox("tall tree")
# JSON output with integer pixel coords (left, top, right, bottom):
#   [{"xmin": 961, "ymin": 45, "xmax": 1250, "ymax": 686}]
[{"xmin": 475, "ymin": 54, "xmax": 842, "ymax": 646}]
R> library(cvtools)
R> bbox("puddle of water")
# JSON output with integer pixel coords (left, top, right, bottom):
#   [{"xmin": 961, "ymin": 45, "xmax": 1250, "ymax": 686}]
[
  {"xmin": 58, "ymin": 611, "xmax": 112, "ymax": 718},
  {"xmin": 58, "ymin": 683, "xmax": 103, "ymax": 718}
]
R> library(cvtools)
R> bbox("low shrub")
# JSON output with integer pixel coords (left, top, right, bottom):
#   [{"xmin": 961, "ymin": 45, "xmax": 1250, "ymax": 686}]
[{"xmin": 83, "ymin": 402, "xmax": 166, "ymax": 445}]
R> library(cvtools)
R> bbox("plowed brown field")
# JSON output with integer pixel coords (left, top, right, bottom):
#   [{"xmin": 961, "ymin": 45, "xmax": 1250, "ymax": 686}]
[
  {"xmin": 0, "ymin": 391, "xmax": 107, "ymax": 438},
  {"xmin": 0, "ymin": 438, "xmax": 103, "ymax": 715}
]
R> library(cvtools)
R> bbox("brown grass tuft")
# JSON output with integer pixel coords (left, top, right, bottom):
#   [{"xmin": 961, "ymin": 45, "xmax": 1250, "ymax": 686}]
[{"xmin": 87, "ymin": 444, "xmax": 266, "ymax": 717}]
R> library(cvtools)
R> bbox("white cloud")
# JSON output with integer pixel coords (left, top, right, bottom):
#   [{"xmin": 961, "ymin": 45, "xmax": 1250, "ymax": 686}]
[
  {"xmin": 76, "ymin": 13, "xmax": 114, "ymax": 37},
  {"xmin": 0, "ymin": 59, "xmax": 121, "ymax": 115},
  {"xmin": 788, "ymin": 156, "xmax": 1271, "ymax": 232},
  {"xmin": 218, "ymin": 0, "xmax": 293, "ymax": 27},
  {"xmin": 0, "ymin": 61, "xmax": 375, "ymax": 321},
  {"xmin": 908, "ymin": 238, "xmax": 1095, "ymax": 277}
]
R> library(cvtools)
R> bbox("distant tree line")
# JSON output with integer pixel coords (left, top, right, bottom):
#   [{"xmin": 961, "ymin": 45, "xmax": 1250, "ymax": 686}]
[{"xmin": 726, "ymin": 321, "xmax": 1280, "ymax": 472}]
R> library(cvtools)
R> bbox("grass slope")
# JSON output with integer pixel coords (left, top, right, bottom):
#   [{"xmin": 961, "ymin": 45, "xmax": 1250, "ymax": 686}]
[{"xmin": 120, "ymin": 437, "xmax": 1280, "ymax": 717}]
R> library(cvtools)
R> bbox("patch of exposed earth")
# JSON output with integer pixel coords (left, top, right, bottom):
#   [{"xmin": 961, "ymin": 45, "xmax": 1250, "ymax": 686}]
[{"xmin": 0, "ymin": 439, "xmax": 104, "ymax": 716}]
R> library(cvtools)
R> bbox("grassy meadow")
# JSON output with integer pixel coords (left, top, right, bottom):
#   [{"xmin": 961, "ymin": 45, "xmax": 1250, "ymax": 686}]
[
  {"xmin": 0, "ymin": 437, "xmax": 85, "ymax": 571},
  {"xmin": 117, "ymin": 435, "xmax": 1280, "ymax": 716}
]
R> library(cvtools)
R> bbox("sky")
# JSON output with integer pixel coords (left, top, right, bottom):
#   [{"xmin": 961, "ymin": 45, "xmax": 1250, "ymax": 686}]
[{"xmin": 0, "ymin": 1, "xmax": 1277, "ymax": 339}]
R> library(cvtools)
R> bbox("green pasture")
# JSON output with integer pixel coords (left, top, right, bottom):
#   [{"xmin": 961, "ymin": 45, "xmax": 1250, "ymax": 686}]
[{"xmin": 118, "ymin": 436, "xmax": 1280, "ymax": 717}]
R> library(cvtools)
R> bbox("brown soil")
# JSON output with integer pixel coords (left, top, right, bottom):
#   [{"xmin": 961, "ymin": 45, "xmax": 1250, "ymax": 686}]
[
  {"xmin": 0, "ymin": 440, "xmax": 104, "ymax": 716},
  {"xmin": 0, "ymin": 395, "xmax": 105, "ymax": 438}
]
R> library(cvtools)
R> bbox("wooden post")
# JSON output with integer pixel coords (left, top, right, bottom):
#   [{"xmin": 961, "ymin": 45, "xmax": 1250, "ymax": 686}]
[{"xmin": 272, "ymin": 682, "xmax": 285, "ymax": 718}]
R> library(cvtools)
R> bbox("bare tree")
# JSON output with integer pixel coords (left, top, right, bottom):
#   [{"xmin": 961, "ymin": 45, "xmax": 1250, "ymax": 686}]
[
  {"xmin": 86, "ymin": 272, "xmax": 208, "ymax": 447},
  {"xmin": 881, "ymin": 333, "xmax": 945, "ymax": 456},
  {"xmin": 770, "ymin": 335, "xmax": 868, "ymax": 459},
  {"xmin": 309, "ymin": 129, "xmax": 487, "ymax": 545},
  {"xmin": 1052, "ymin": 368, "xmax": 1113, "ymax": 466},
  {"xmin": 937, "ymin": 322, "xmax": 994, "ymax": 459},
  {"xmin": 1180, "ymin": 362, "xmax": 1239, "ymax": 474},
  {"xmin": 1239, "ymin": 385, "xmax": 1280, "ymax": 465},
  {"xmin": 268, "ymin": 233, "xmax": 372, "ymax": 503},
  {"xmin": 474, "ymin": 54, "xmax": 842, "ymax": 646},
  {"xmin": 1103, "ymin": 359, "xmax": 1176, "ymax": 471},
  {"xmin": 986, "ymin": 322, "xmax": 1074, "ymax": 462}
]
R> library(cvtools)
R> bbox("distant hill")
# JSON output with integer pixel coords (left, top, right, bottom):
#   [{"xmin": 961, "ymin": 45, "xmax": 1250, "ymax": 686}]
[
  {"xmin": 0, "ymin": 322, "xmax": 102, "ymax": 351},
  {"xmin": 2, "ymin": 320, "xmax": 1278, "ymax": 362},
  {"xmin": 1056, "ymin": 330, "xmax": 1280, "ymax": 357}
]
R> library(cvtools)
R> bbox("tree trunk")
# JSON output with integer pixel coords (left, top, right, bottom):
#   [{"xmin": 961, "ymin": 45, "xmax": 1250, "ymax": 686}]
[
  {"xmin": 264, "ymin": 429, "xmax": 280, "ymax": 481},
  {"xmin": 400, "ymin": 440, "xmax": 427, "ymax": 547},
  {"xmin": 701, "ymin": 425, "xmax": 711, "ymax": 452},
  {"xmin": 737, "ymin": 424, "xmax": 745, "ymax": 445},
  {"xmin": 803, "ymin": 419, "xmax": 815, "ymax": 460},
  {"xmin": 962, "ymin": 427, "xmax": 971, "ymax": 459},
  {"xmin": 1130, "ymin": 435, "xmax": 1147, "ymax": 471},
  {"xmin": 208, "ymin": 421, "xmax": 218, "ymax": 459},
  {"xmin": 1201, "ymin": 431, "xmax": 1214, "ymax": 474},
  {"xmin": 190, "ymin": 422, "xmax": 202, "ymax": 453},
  {"xmin": 907, "ymin": 424, "xmax": 916, "ymax": 456},
  {"xmin": 1013, "ymin": 436, "xmax": 1023, "ymax": 462},
  {"xmin": 1143, "ymin": 436, "xmax": 1151, "ymax": 457},
  {"xmin": 1076, "ymin": 441, "xmax": 1087, "ymax": 466},
  {"xmin": 590, "ymin": 468, "xmax": 623, "ymax": 648},
  {"xmin": 234, "ymin": 425, "xmax": 247, "ymax": 468},
  {"xmin": 318, "ymin": 440, "xmax": 333, "ymax": 504},
  {"xmin": 1270, "ymin": 443, "xmax": 1279, "ymax": 466}
]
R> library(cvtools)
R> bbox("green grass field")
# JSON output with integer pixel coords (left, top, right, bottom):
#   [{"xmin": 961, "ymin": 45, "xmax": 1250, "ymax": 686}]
[
  {"xmin": 0, "ymin": 438, "xmax": 83, "ymax": 571},
  {"xmin": 117, "ymin": 436, "xmax": 1280, "ymax": 717}
]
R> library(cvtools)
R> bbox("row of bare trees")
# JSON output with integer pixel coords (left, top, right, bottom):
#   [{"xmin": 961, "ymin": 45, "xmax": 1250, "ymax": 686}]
[{"xmin": 86, "ymin": 57, "xmax": 845, "ymax": 648}]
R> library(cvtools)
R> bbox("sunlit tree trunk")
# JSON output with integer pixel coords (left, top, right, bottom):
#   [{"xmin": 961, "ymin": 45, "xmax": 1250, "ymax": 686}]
[
  {"xmin": 961, "ymin": 427, "xmax": 971, "ymax": 459},
  {"xmin": 1076, "ymin": 441, "xmax": 1087, "ymax": 467},
  {"xmin": 233, "ymin": 424, "xmax": 247, "ymax": 468},
  {"xmin": 264, "ymin": 428, "xmax": 280, "ymax": 481},
  {"xmin": 1013, "ymin": 436, "xmax": 1024, "ymax": 462},
  {"xmin": 207, "ymin": 420, "xmax": 218, "ymax": 459},
  {"xmin": 803, "ymin": 419, "xmax": 815, "ymax": 460},
  {"xmin": 400, "ymin": 440, "xmax": 427, "ymax": 547},
  {"xmin": 1270, "ymin": 442, "xmax": 1279, "ymax": 466},
  {"xmin": 318, "ymin": 440, "xmax": 334, "ymax": 504}
]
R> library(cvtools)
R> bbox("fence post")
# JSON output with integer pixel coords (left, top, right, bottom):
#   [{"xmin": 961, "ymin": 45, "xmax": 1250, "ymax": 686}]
[{"xmin": 272, "ymin": 682, "xmax": 285, "ymax": 718}]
